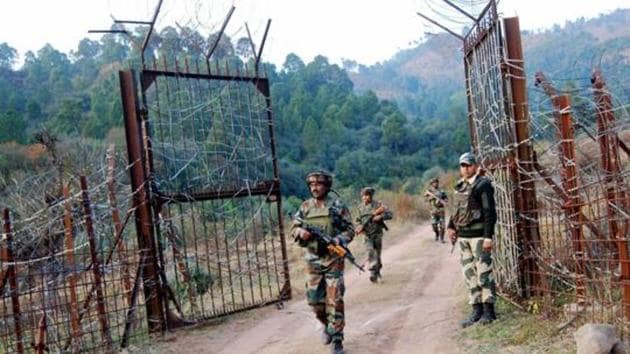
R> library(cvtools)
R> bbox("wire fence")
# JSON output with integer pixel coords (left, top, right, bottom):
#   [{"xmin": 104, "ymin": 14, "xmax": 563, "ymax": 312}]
[
  {"xmin": 463, "ymin": 0, "xmax": 630, "ymax": 333},
  {"xmin": 0, "ymin": 150, "xmax": 150, "ymax": 353}
]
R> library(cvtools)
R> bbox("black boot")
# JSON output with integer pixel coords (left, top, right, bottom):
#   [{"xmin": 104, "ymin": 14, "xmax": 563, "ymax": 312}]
[
  {"xmin": 321, "ymin": 329, "xmax": 332, "ymax": 345},
  {"xmin": 479, "ymin": 302, "xmax": 496, "ymax": 325},
  {"xmin": 331, "ymin": 340, "xmax": 344, "ymax": 354},
  {"xmin": 460, "ymin": 303, "xmax": 483, "ymax": 328}
]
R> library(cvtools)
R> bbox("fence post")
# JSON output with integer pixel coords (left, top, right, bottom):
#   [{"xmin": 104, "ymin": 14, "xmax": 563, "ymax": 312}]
[
  {"xmin": 503, "ymin": 16, "xmax": 542, "ymax": 298},
  {"xmin": 3, "ymin": 209, "xmax": 24, "ymax": 354},
  {"xmin": 62, "ymin": 183, "xmax": 82, "ymax": 341},
  {"xmin": 34, "ymin": 313, "xmax": 47, "ymax": 354},
  {"xmin": 106, "ymin": 145, "xmax": 132, "ymax": 305},
  {"xmin": 80, "ymin": 176, "xmax": 112, "ymax": 350},
  {"xmin": 592, "ymin": 70, "xmax": 630, "ymax": 319},
  {"xmin": 119, "ymin": 69, "xmax": 166, "ymax": 333},
  {"xmin": 555, "ymin": 95, "xmax": 587, "ymax": 301}
]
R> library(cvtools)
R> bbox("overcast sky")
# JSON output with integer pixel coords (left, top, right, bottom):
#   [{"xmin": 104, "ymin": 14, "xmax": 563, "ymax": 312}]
[{"xmin": 1, "ymin": 0, "xmax": 627, "ymax": 67}]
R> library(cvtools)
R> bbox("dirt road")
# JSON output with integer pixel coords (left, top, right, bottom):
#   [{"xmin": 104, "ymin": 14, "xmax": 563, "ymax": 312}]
[{"xmin": 156, "ymin": 224, "xmax": 464, "ymax": 354}]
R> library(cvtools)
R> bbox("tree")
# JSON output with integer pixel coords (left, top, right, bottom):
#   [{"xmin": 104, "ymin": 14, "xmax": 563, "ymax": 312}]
[
  {"xmin": 0, "ymin": 42, "xmax": 17, "ymax": 69},
  {"xmin": 381, "ymin": 112, "xmax": 408, "ymax": 153},
  {"xmin": 236, "ymin": 37, "xmax": 254, "ymax": 60},
  {"xmin": 0, "ymin": 110, "xmax": 27, "ymax": 143},
  {"xmin": 282, "ymin": 53, "xmax": 305, "ymax": 73},
  {"xmin": 50, "ymin": 98, "xmax": 86, "ymax": 136}
]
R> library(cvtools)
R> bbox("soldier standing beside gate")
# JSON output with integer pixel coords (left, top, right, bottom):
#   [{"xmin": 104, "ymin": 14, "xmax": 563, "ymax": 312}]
[
  {"xmin": 355, "ymin": 187, "xmax": 393, "ymax": 283},
  {"xmin": 424, "ymin": 177, "xmax": 448, "ymax": 243},
  {"xmin": 447, "ymin": 152, "xmax": 498, "ymax": 327},
  {"xmin": 291, "ymin": 170, "xmax": 355, "ymax": 354}
]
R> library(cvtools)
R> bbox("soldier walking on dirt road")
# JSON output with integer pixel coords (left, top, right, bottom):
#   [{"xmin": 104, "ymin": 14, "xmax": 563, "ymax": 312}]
[
  {"xmin": 291, "ymin": 170, "xmax": 355, "ymax": 354},
  {"xmin": 355, "ymin": 187, "xmax": 393, "ymax": 283},
  {"xmin": 424, "ymin": 177, "xmax": 448, "ymax": 243}
]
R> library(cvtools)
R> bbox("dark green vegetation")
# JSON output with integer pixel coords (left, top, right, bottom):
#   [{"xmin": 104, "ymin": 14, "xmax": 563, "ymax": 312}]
[{"xmin": 0, "ymin": 9, "xmax": 627, "ymax": 202}]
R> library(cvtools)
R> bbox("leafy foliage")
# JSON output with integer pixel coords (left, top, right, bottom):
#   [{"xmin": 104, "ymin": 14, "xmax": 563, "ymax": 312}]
[{"xmin": 0, "ymin": 10, "xmax": 626, "ymax": 201}]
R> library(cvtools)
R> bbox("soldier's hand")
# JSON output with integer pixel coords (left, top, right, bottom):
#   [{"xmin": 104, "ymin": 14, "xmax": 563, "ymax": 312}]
[
  {"xmin": 447, "ymin": 228, "xmax": 457, "ymax": 243},
  {"xmin": 297, "ymin": 228, "xmax": 312, "ymax": 241},
  {"xmin": 372, "ymin": 214, "xmax": 383, "ymax": 222},
  {"xmin": 482, "ymin": 238, "xmax": 493, "ymax": 252},
  {"xmin": 332, "ymin": 236, "xmax": 347, "ymax": 247}
]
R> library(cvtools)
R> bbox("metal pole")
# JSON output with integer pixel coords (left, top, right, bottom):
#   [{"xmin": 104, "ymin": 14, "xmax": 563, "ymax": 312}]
[
  {"xmin": 106, "ymin": 145, "xmax": 132, "ymax": 305},
  {"xmin": 3, "ymin": 209, "xmax": 23, "ymax": 354},
  {"xmin": 119, "ymin": 69, "xmax": 165, "ymax": 333},
  {"xmin": 80, "ymin": 176, "xmax": 113, "ymax": 350},
  {"xmin": 503, "ymin": 16, "xmax": 541, "ymax": 297},
  {"xmin": 258, "ymin": 79, "xmax": 291, "ymax": 300},
  {"xmin": 556, "ymin": 95, "xmax": 586, "ymax": 301},
  {"xmin": 592, "ymin": 70, "xmax": 630, "ymax": 319},
  {"xmin": 62, "ymin": 184, "xmax": 82, "ymax": 340}
]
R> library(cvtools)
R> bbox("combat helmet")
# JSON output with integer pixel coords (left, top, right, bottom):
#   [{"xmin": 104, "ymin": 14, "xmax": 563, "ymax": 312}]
[
  {"xmin": 360, "ymin": 186, "xmax": 375, "ymax": 196},
  {"xmin": 305, "ymin": 170, "xmax": 333, "ymax": 188}
]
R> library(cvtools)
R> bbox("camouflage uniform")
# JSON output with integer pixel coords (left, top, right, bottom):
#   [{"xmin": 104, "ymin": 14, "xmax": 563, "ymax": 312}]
[
  {"xmin": 425, "ymin": 186, "xmax": 447, "ymax": 241},
  {"xmin": 291, "ymin": 195, "xmax": 354, "ymax": 343},
  {"xmin": 448, "ymin": 175, "xmax": 497, "ymax": 306},
  {"xmin": 356, "ymin": 201, "xmax": 393, "ymax": 281}
]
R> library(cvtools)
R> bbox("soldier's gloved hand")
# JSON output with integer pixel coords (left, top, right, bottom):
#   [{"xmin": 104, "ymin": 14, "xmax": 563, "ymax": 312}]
[
  {"xmin": 482, "ymin": 238, "xmax": 493, "ymax": 252},
  {"xmin": 297, "ymin": 227, "xmax": 312, "ymax": 241},
  {"xmin": 332, "ymin": 236, "xmax": 347, "ymax": 247},
  {"xmin": 447, "ymin": 228, "xmax": 457, "ymax": 244}
]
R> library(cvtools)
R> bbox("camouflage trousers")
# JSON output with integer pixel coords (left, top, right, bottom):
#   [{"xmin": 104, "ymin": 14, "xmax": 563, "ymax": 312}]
[
  {"xmin": 458, "ymin": 237, "xmax": 496, "ymax": 304},
  {"xmin": 305, "ymin": 258, "xmax": 345, "ymax": 341},
  {"xmin": 364, "ymin": 235, "xmax": 383, "ymax": 278},
  {"xmin": 431, "ymin": 212, "xmax": 445, "ymax": 240}
]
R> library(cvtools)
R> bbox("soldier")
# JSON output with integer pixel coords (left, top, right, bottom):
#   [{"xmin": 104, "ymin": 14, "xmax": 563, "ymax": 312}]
[
  {"xmin": 446, "ymin": 152, "xmax": 498, "ymax": 327},
  {"xmin": 355, "ymin": 187, "xmax": 393, "ymax": 283},
  {"xmin": 291, "ymin": 170, "xmax": 355, "ymax": 354},
  {"xmin": 424, "ymin": 177, "xmax": 448, "ymax": 243}
]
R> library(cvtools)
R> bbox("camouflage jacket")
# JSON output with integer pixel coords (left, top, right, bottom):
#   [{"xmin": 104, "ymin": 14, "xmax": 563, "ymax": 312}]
[
  {"xmin": 425, "ymin": 187, "xmax": 448, "ymax": 215},
  {"xmin": 290, "ymin": 195, "xmax": 354, "ymax": 266},
  {"xmin": 356, "ymin": 200, "xmax": 393, "ymax": 239},
  {"xmin": 447, "ymin": 175, "xmax": 496, "ymax": 239}
]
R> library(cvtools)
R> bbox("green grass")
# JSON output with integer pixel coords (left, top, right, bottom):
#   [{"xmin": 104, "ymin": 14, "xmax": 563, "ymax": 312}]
[{"xmin": 458, "ymin": 298, "xmax": 576, "ymax": 353}]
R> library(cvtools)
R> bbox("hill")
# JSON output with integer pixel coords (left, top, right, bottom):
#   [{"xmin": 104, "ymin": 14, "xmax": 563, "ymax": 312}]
[{"xmin": 350, "ymin": 9, "xmax": 630, "ymax": 119}]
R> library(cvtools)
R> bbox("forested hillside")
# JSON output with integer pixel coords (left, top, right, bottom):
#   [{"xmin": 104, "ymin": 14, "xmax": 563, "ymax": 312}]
[
  {"xmin": 351, "ymin": 8, "xmax": 629, "ymax": 119},
  {"xmin": 0, "ymin": 27, "xmax": 463, "ymax": 203},
  {"xmin": 0, "ymin": 9, "xmax": 627, "ymax": 203}
]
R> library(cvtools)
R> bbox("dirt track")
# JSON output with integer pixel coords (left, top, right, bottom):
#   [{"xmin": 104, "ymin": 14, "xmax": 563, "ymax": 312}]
[{"xmin": 156, "ymin": 224, "xmax": 464, "ymax": 354}]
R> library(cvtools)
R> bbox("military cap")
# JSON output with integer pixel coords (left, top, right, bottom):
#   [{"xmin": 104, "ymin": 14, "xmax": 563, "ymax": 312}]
[{"xmin": 459, "ymin": 152, "xmax": 477, "ymax": 166}]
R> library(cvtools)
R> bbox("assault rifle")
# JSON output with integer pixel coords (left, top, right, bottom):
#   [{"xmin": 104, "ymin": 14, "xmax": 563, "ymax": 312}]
[
  {"xmin": 297, "ymin": 221, "xmax": 365, "ymax": 272},
  {"xmin": 424, "ymin": 189, "xmax": 448, "ymax": 205},
  {"xmin": 355, "ymin": 205, "xmax": 389, "ymax": 235}
]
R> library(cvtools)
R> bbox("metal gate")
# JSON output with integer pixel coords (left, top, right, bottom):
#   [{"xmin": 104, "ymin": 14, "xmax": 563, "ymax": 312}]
[
  {"xmin": 462, "ymin": 1, "xmax": 540, "ymax": 297},
  {"xmin": 120, "ymin": 61, "xmax": 291, "ymax": 329}
]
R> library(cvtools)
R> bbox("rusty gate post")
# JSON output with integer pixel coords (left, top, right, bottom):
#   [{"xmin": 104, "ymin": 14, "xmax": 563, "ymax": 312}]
[
  {"xmin": 555, "ymin": 95, "xmax": 586, "ymax": 301},
  {"xmin": 592, "ymin": 70, "xmax": 630, "ymax": 319},
  {"xmin": 503, "ymin": 17, "xmax": 541, "ymax": 298},
  {"xmin": 61, "ymin": 184, "xmax": 82, "ymax": 340},
  {"xmin": 119, "ymin": 69, "xmax": 166, "ymax": 333},
  {"xmin": 259, "ymin": 80, "xmax": 292, "ymax": 300},
  {"xmin": 80, "ymin": 176, "xmax": 112, "ymax": 349},
  {"xmin": 106, "ymin": 145, "xmax": 132, "ymax": 305},
  {"xmin": 3, "ymin": 209, "xmax": 24, "ymax": 354}
]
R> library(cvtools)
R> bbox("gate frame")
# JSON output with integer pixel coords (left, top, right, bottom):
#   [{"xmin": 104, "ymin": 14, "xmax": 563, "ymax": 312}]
[{"xmin": 119, "ymin": 66, "xmax": 292, "ymax": 332}]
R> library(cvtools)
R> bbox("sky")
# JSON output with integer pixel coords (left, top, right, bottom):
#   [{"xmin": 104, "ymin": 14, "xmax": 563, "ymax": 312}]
[{"xmin": 0, "ymin": 0, "xmax": 627, "ymax": 68}]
